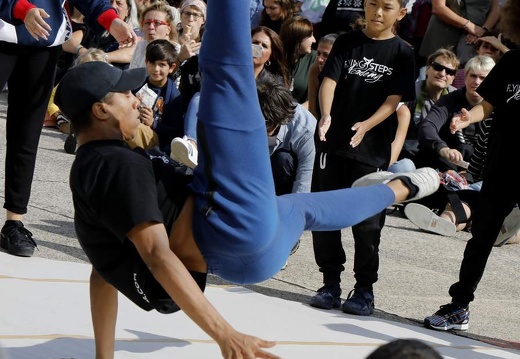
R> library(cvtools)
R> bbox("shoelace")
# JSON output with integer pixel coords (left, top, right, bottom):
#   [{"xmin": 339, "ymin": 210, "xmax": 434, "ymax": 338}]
[{"xmin": 16, "ymin": 226, "xmax": 38, "ymax": 248}]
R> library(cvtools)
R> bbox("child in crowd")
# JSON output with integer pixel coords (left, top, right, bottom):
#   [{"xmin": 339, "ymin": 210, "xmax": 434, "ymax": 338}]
[
  {"xmin": 131, "ymin": 39, "xmax": 184, "ymax": 152},
  {"xmin": 310, "ymin": 0, "xmax": 416, "ymax": 316}
]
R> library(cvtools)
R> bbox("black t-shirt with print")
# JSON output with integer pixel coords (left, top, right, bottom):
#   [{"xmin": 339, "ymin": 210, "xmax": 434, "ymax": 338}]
[
  {"xmin": 70, "ymin": 141, "xmax": 191, "ymax": 291},
  {"xmin": 474, "ymin": 50, "xmax": 520, "ymax": 174},
  {"xmin": 320, "ymin": 30, "xmax": 415, "ymax": 168}
]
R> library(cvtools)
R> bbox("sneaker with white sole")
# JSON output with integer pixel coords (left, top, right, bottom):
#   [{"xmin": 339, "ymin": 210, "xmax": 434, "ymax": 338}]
[
  {"xmin": 352, "ymin": 167, "xmax": 440, "ymax": 203},
  {"xmin": 404, "ymin": 203, "xmax": 456, "ymax": 237},
  {"xmin": 170, "ymin": 136, "xmax": 198, "ymax": 169},
  {"xmin": 495, "ymin": 206, "xmax": 520, "ymax": 247},
  {"xmin": 424, "ymin": 302, "xmax": 470, "ymax": 331}
]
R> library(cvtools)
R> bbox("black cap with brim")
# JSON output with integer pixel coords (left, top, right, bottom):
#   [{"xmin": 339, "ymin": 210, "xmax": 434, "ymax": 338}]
[{"xmin": 55, "ymin": 61, "xmax": 146, "ymax": 121}]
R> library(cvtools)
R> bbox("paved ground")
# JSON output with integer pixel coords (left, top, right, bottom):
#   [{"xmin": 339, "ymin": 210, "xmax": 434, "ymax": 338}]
[{"xmin": 0, "ymin": 91, "xmax": 519, "ymax": 358}]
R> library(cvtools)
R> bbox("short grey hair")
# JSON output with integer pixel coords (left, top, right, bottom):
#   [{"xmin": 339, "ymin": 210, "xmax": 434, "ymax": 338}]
[{"xmin": 464, "ymin": 55, "xmax": 495, "ymax": 74}]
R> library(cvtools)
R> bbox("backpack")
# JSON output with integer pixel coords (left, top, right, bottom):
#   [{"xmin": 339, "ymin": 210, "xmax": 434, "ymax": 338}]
[{"xmin": 411, "ymin": 0, "xmax": 433, "ymax": 40}]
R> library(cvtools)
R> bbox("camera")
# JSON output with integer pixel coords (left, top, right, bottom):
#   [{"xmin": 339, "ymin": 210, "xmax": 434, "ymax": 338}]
[{"xmin": 252, "ymin": 44, "xmax": 263, "ymax": 58}]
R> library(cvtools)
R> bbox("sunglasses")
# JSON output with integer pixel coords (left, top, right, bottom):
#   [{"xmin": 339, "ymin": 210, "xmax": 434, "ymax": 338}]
[
  {"xmin": 142, "ymin": 19, "xmax": 169, "ymax": 27},
  {"xmin": 182, "ymin": 11, "xmax": 203, "ymax": 19},
  {"xmin": 430, "ymin": 61, "xmax": 457, "ymax": 76}
]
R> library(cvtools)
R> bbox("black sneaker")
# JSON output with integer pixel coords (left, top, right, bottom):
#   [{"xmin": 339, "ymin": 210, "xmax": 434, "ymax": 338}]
[
  {"xmin": 309, "ymin": 284, "xmax": 342, "ymax": 310},
  {"xmin": 424, "ymin": 302, "xmax": 470, "ymax": 331},
  {"xmin": 0, "ymin": 221, "xmax": 37, "ymax": 257},
  {"xmin": 341, "ymin": 288, "xmax": 375, "ymax": 316}
]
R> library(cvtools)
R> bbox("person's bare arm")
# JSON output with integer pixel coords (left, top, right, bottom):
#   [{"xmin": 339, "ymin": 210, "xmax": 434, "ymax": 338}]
[
  {"xmin": 128, "ymin": 222, "xmax": 279, "ymax": 359},
  {"xmin": 317, "ymin": 77, "xmax": 337, "ymax": 141},
  {"xmin": 450, "ymin": 100, "xmax": 494, "ymax": 133},
  {"xmin": 307, "ymin": 63, "xmax": 320, "ymax": 119},
  {"xmin": 432, "ymin": 0, "xmax": 484, "ymax": 37},
  {"xmin": 391, "ymin": 104, "xmax": 410, "ymax": 165},
  {"xmin": 90, "ymin": 268, "xmax": 118, "ymax": 359},
  {"xmin": 62, "ymin": 30, "xmax": 84, "ymax": 54},
  {"xmin": 106, "ymin": 45, "xmax": 137, "ymax": 64},
  {"xmin": 482, "ymin": 0, "xmax": 500, "ymax": 32}
]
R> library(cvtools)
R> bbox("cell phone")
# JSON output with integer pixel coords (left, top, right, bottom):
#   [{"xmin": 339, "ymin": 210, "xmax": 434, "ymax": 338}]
[{"xmin": 252, "ymin": 44, "xmax": 263, "ymax": 58}]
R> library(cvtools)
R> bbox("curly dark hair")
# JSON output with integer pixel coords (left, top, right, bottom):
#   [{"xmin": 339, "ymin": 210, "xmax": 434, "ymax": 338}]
[{"xmin": 500, "ymin": 0, "xmax": 520, "ymax": 45}]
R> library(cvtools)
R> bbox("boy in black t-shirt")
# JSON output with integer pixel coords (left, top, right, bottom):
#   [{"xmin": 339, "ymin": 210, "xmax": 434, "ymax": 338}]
[{"xmin": 310, "ymin": 0, "xmax": 415, "ymax": 315}]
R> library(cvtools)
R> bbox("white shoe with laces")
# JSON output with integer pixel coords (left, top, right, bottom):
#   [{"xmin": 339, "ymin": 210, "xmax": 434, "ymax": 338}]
[
  {"xmin": 352, "ymin": 167, "xmax": 440, "ymax": 203},
  {"xmin": 170, "ymin": 136, "xmax": 198, "ymax": 169}
]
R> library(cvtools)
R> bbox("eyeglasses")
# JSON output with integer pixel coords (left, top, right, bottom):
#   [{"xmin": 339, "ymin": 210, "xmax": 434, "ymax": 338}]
[
  {"xmin": 142, "ymin": 19, "xmax": 169, "ymax": 28},
  {"xmin": 430, "ymin": 61, "xmax": 457, "ymax": 76},
  {"xmin": 182, "ymin": 11, "xmax": 203, "ymax": 19}
]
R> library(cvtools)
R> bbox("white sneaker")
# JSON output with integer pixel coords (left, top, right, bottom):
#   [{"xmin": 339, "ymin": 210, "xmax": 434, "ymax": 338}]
[
  {"xmin": 352, "ymin": 167, "xmax": 440, "ymax": 203},
  {"xmin": 494, "ymin": 206, "xmax": 520, "ymax": 247},
  {"xmin": 170, "ymin": 136, "xmax": 198, "ymax": 169},
  {"xmin": 404, "ymin": 203, "xmax": 457, "ymax": 237}
]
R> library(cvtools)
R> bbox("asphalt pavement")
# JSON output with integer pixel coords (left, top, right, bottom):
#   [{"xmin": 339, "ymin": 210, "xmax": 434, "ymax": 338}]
[{"xmin": 0, "ymin": 91, "xmax": 519, "ymax": 357}]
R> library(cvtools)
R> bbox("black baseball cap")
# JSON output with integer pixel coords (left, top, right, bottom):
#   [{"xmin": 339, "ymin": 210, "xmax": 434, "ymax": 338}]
[{"xmin": 55, "ymin": 61, "xmax": 146, "ymax": 120}]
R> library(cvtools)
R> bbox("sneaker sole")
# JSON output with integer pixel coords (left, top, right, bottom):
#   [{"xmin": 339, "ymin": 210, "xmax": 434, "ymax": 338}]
[
  {"xmin": 424, "ymin": 319, "xmax": 469, "ymax": 331},
  {"xmin": 404, "ymin": 203, "xmax": 456, "ymax": 237},
  {"xmin": 0, "ymin": 234, "xmax": 35, "ymax": 257},
  {"xmin": 170, "ymin": 141, "xmax": 197, "ymax": 169}
]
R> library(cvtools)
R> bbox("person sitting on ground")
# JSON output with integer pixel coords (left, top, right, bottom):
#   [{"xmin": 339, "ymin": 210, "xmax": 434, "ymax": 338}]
[
  {"xmin": 54, "ymin": 1, "xmax": 440, "ymax": 357},
  {"xmin": 400, "ymin": 47, "xmax": 459, "ymax": 165},
  {"xmin": 414, "ymin": 55, "xmax": 496, "ymax": 173},
  {"xmin": 257, "ymin": 72, "xmax": 316, "ymax": 195},
  {"xmin": 406, "ymin": 55, "xmax": 495, "ymax": 236}
]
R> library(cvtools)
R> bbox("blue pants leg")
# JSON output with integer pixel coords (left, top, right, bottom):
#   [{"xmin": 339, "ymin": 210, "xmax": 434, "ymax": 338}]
[{"xmin": 190, "ymin": 0, "xmax": 396, "ymax": 284}]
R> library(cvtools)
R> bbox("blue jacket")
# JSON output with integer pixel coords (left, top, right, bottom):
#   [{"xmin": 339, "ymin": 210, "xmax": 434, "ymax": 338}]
[{"xmin": 0, "ymin": 0, "xmax": 116, "ymax": 47}]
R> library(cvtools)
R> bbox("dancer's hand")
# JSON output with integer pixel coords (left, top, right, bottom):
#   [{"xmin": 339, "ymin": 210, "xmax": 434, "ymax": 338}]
[
  {"xmin": 217, "ymin": 330, "xmax": 279, "ymax": 359},
  {"xmin": 24, "ymin": 8, "xmax": 51, "ymax": 41},
  {"xmin": 318, "ymin": 114, "xmax": 331, "ymax": 141}
]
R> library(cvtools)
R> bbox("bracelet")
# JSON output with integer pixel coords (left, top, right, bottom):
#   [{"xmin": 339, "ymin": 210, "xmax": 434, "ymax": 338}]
[
  {"xmin": 462, "ymin": 20, "xmax": 470, "ymax": 29},
  {"xmin": 74, "ymin": 44, "xmax": 85, "ymax": 57}
]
